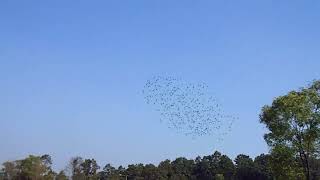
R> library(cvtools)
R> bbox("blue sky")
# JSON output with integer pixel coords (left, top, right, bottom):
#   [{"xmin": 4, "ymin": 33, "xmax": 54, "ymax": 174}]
[{"xmin": 1, "ymin": 0, "xmax": 320, "ymax": 170}]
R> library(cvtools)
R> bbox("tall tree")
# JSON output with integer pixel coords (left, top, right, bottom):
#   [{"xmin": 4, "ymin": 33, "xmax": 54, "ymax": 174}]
[
  {"xmin": 2, "ymin": 154, "xmax": 55, "ymax": 180},
  {"xmin": 142, "ymin": 164, "xmax": 160, "ymax": 180},
  {"xmin": 194, "ymin": 156, "xmax": 212, "ymax": 180},
  {"xmin": 269, "ymin": 144, "xmax": 304, "ymax": 179},
  {"xmin": 99, "ymin": 163, "xmax": 116, "ymax": 179},
  {"xmin": 218, "ymin": 154, "xmax": 235, "ymax": 180},
  {"xmin": 69, "ymin": 156, "xmax": 85, "ymax": 180},
  {"xmin": 309, "ymin": 157, "xmax": 320, "ymax": 180},
  {"xmin": 19, "ymin": 154, "xmax": 55, "ymax": 180},
  {"xmin": 158, "ymin": 159, "xmax": 173, "ymax": 179},
  {"xmin": 171, "ymin": 157, "xmax": 196, "ymax": 180},
  {"xmin": 56, "ymin": 170, "xmax": 68, "ymax": 180},
  {"xmin": 235, "ymin": 154, "xmax": 255, "ymax": 180},
  {"xmin": 2, "ymin": 161, "xmax": 18, "ymax": 180},
  {"xmin": 126, "ymin": 163, "xmax": 144, "ymax": 180},
  {"xmin": 260, "ymin": 80, "xmax": 320, "ymax": 180},
  {"xmin": 80, "ymin": 158, "xmax": 100, "ymax": 180},
  {"xmin": 253, "ymin": 154, "xmax": 272, "ymax": 180}
]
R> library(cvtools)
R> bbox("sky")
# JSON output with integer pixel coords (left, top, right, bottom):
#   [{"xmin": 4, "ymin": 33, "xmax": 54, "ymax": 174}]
[{"xmin": 1, "ymin": 0, "xmax": 320, "ymax": 171}]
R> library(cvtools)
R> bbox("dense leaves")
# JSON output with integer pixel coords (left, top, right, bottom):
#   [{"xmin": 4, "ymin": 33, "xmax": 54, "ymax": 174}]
[{"xmin": 260, "ymin": 81, "xmax": 320, "ymax": 180}]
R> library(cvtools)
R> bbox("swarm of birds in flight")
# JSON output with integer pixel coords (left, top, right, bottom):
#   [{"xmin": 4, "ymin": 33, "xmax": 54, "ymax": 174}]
[{"xmin": 143, "ymin": 76, "xmax": 236, "ymax": 138}]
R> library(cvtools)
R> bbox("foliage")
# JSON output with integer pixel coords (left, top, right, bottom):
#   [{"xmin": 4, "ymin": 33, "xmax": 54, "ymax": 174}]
[
  {"xmin": 1, "ymin": 154, "xmax": 55, "ymax": 180},
  {"xmin": 260, "ymin": 80, "xmax": 320, "ymax": 180},
  {"xmin": 1, "ymin": 153, "xmax": 320, "ymax": 180}
]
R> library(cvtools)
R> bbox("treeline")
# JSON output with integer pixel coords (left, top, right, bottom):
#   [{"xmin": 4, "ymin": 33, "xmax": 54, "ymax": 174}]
[
  {"xmin": 1, "ymin": 81, "xmax": 320, "ymax": 180},
  {"xmin": 1, "ymin": 151, "xmax": 320, "ymax": 180}
]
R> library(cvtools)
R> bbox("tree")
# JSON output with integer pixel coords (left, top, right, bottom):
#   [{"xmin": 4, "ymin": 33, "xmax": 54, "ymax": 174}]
[
  {"xmin": 1, "ymin": 154, "xmax": 55, "ymax": 180},
  {"xmin": 69, "ymin": 156, "xmax": 85, "ymax": 180},
  {"xmin": 2, "ymin": 161, "xmax": 18, "ymax": 180},
  {"xmin": 158, "ymin": 159, "xmax": 173, "ymax": 179},
  {"xmin": 126, "ymin": 163, "xmax": 144, "ymax": 180},
  {"xmin": 260, "ymin": 80, "xmax": 320, "ymax": 180},
  {"xmin": 80, "ymin": 158, "xmax": 100, "ymax": 179},
  {"xmin": 194, "ymin": 156, "xmax": 212, "ymax": 180},
  {"xmin": 117, "ymin": 165, "xmax": 127, "ymax": 179},
  {"xmin": 214, "ymin": 174, "xmax": 224, "ymax": 180},
  {"xmin": 142, "ymin": 164, "xmax": 160, "ymax": 180},
  {"xmin": 19, "ymin": 154, "xmax": 55, "ymax": 180},
  {"xmin": 209, "ymin": 151, "xmax": 222, "ymax": 177},
  {"xmin": 269, "ymin": 144, "xmax": 304, "ymax": 179},
  {"xmin": 253, "ymin": 154, "xmax": 272, "ymax": 180},
  {"xmin": 56, "ymin": 170, "xmax": 68, "ymax": 180},
  {"xmin": 40, "ymin": 155, "xmax": 56, "ymax": 180},
  {"xmin": 309, "ymin": 157, "xmax": 320, "ymax": 180},
  {"xmin": 99, "ymin": 163, "xmax": 122, "ymax": 180},
  {"xmin": 218, "ymin": 155, "xmax": 235, "ymax": 180},
  {"xmin": 171, "ymin": 157, "xmax": 195, "ymax": 180},
  {"xmin": 235, "ymin": 154, "xmax": 255, "ymax": 180}
]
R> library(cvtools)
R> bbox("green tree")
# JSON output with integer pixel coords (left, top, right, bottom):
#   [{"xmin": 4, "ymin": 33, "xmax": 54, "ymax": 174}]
[
  {"xmin": 214, "ymin": 174, "xmax": 224, "ymax": 180},
  {"xmin": 142, "ymin": 164, "xmax": 160, "ymax": 180},
  {"xmin": 218, "ymin": 155, "xmax": 235, "ymax": 180},
  {"xmin": 235, "ymin": 154, "xmax": 255, "ymax": 180},
  {"xmin": 269, "ymin": 144, "xmax": 304, "ymax": 179},
  {"xmin": 171, "ymin": 157, "xmax": 196, "ymax": 180},
  {"xmin": 2, "ymin": 161, "xmax": 18, "ymax": 180},
  {"xmin": 194, "ymin": 156, "xmax": 212, "ymax": 180},
  {"xmin": 40, "ymin": 155, "xmax": 56, "ymax": 180},
  {"xmin": 99, "ymin": 163, "xmax": 122, "ymax": 180},
  {"xmin": 309, "ymin": 157, "xmax": 320, "ymax": 180},
  {"xmin": 253, "ymin": 154, "xmax": 272, "ymax": 180},
  {"xmin": 80, "ymin": 158, "xmax": 100, "ymax": 180},
  {"xmin": 158, "ymin": 159, "xmax": 173, "ymax": 179},
  {"xmin": 209, "ymin": 151, "xmax": 222, "ymax": 177},
  {"xmin": 19, "ymin": 155, "xmax": 55, "ymax": 180},
  {"xmin": 117, "ymin": 165, "xmax": 127, "ymax": 180},
  {"xmin": 69, "ymin": 156, "xmax": 85, "ymax": 180},
  {"xmin": 260, "ymin": 80, "xmax": 320, "ymax": 180},
  {"xmin": 193, "ymin": 152, "xmax": 234, "ymax": 180},
  {"xmin": 1, "ymin": 154, "xmax": 55, "ymax": 180},
  {"xmin": 56, "ymin": 170, "xmax": 68, "ymax": 180},
  {"xmin": 126, "ymin": 163, "xmax": 144, "ymax": 180}
]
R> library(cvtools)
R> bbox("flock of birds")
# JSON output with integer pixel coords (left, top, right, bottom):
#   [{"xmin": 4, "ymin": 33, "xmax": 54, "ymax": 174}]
[{"xmin": 143, "ymin": 76, "xmax": 236, "ymax": 139}]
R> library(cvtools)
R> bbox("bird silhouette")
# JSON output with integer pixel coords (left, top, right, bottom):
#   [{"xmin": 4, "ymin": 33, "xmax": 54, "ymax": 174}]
[{"xmin": 143, "ymin": 76, "xmax": 237, "ymax": 138}]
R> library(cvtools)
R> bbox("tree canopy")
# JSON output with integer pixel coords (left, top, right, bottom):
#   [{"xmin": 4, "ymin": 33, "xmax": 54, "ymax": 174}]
[{"xmin": 260, "ymin": 80, "xmax": 320, "ymax": 180}]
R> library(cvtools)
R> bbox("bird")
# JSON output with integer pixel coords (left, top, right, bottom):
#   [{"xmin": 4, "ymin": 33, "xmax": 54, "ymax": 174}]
[{"xmin": 142, "ymin": 76, "xmax": 237, "ymax": 138}]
